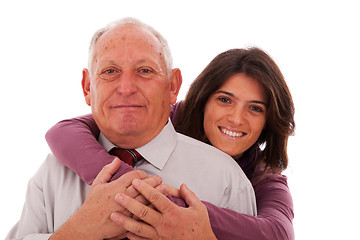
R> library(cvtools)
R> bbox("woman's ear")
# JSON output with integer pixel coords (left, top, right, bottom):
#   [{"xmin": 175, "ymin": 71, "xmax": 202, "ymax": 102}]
[
  {"xmin": 81, "ymin": 68, "xmax": 91, "ymax": 106},
  {"xmin": 169, "ymin": 68, "xmax": 182, "ymax": 104}
]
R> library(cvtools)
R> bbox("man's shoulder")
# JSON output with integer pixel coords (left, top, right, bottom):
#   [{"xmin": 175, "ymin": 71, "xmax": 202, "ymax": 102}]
[
  {"xmin": 174, "ymin": 133, "xmax": 251, "ymax": 180},
  {"xmin": 175, "ymin": 133, "xmax": 235, "ymax": 162},
  {"xmin": 32, "ymin": 153, "xmax": 84, "ymax": 188},
  {"xmin": 37, "ymin": 153, "xmax": 68, "ymax": 174}
]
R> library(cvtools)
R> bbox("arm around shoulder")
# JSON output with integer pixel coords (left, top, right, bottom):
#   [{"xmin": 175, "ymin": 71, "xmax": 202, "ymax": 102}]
[
  {"xmin": 45, "ymin": 114, "xmax": 132, "ymax": 185},
  {"xmin": 205, "ymin": 173, "xmax": 294, "ymax": 240}
]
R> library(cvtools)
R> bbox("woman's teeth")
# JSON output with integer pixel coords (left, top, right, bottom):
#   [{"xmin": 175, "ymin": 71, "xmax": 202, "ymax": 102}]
[{"xmin": 221, "ymin": 128, "xmax": 245, "ymax": 137}]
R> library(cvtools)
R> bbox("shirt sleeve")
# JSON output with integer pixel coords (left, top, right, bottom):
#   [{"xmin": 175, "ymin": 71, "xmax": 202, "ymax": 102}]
[
  {"xmin": 6, "ymin": 163, "xmax": 53, "ymax": 240},
  {"xmin": 45, "ymin": 114, "xmax": 133, "ymax": 185},
  {"xmin": 217, "ymin": 161, "xmax": 257, "ymax": 216},
  {"xmin": 204, "ymin": 174, "xmax": 294, "ymax": 240}
]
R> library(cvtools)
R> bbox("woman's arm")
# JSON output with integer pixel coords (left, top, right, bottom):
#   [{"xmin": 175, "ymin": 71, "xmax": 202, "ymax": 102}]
[
  {"xmin": 205, "ymin": 173, "xmax": 294, "ymax": 240},
  {"xmin": 45, "ymin": 101, "xmax": 183, "ymax": 186},
  {"xmin": 45, "ymin": 114, "xmax": 133, "ymax": 185}
]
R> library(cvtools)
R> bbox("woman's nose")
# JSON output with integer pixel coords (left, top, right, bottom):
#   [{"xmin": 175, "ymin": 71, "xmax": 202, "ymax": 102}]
[{"xmin": 228, "ymin": 107, "xmax": 246, "ymax": 125}]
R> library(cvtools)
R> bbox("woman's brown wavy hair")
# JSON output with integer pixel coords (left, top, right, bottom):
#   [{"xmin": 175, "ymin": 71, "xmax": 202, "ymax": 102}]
[{"xmin": 175, "ymin": 47, "xmax": 295, "ymax": 172}]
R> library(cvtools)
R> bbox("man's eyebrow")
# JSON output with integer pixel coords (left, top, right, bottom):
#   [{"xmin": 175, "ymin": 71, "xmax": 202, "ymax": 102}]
[
  {"xmin": 137, "ymin": 59, "xmax": 161, "ymax": 66},
  {"xmin": 136, "ymin": 59, "xmax": 164, "ymax": 70}
]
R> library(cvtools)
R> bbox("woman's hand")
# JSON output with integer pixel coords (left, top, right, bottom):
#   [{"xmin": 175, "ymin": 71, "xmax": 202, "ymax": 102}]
[
  {"xmin": 156, "ymin": 183, "xmax": 181, "ymax": 198},
  {"xmin": 110, "ymin": 180, "xmax": 217, "ymax": 240}
]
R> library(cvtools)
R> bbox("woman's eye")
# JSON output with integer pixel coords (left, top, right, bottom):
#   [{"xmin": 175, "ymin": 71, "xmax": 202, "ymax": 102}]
[
  {"xmin": 218, "ymin": 97, "xmax": 231, "ymax": 103},
  {"xmin": 250, "ymin": 106, "xmax": 263, "ymax": 112}
]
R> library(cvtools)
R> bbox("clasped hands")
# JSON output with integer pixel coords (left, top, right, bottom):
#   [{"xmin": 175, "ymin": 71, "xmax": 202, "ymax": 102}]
[{"xmin": 53, "ymin": 158, "xmax": 216, "ymax": 240}]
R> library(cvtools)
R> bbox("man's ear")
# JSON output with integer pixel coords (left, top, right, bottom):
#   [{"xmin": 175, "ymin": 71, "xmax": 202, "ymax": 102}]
[
  {"xmin": 82, "ymin": 68, "xmax": 91, "ymax": 106},
  {"xmin": 169, "ymin": 68, "xmax": 182, "ymax": 104}
]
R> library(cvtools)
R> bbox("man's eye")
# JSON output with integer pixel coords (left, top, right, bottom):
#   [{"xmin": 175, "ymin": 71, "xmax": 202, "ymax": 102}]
[
  {"xmin": 99, "ymin": 68, "xmax": 120, "ymax": 81},
  {"xmin": 105, "ymin": 69, "xmax": 116, "ymax": 74},
  {"xmin": 139, "ymin": 68, "xmax": 152, "ymax": 74}
]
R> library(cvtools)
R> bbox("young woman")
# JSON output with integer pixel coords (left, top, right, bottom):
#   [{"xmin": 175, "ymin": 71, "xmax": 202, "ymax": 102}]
[{"xmin": 46, "ymin": 47, "xmax": 295, "ymax": 239}]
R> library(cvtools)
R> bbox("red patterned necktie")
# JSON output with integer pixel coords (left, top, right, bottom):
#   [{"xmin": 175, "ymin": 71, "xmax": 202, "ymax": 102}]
[{"xmin": 109, "ymin": 148, "xmax": 142, "ymax": 167}]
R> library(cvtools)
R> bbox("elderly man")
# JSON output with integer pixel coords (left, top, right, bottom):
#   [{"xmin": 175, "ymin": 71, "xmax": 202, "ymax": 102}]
[{"xmin": 6, "ymin": 18, "xmax": 255, "ymax": 240}]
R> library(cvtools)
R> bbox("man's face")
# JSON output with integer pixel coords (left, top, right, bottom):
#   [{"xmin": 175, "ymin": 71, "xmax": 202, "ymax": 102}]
[{"xmin": 82, "ymin": 24, "xmax": 181, "ymax": 148}]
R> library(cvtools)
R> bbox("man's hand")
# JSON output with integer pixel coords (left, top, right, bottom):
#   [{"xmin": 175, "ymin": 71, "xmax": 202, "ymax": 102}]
[
  {"xmin": 111, "ymin": 180, "xmax": 217, "ymax": 240},
  {"xmin": 51, "ymin": 158, "xmax": 162, "ymax": 240}
]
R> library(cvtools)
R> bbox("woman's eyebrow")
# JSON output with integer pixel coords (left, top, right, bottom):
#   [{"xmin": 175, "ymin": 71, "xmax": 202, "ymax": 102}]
[
  {"xmin": 250, "ymin": 100, "xmax": 268, "ymax": 108},
  {"xmin": 214, "ymin": 90, "xmax": 236, "ymax": 98}
]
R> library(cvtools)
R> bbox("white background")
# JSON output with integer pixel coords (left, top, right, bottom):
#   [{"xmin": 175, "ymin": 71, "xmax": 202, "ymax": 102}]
[{"xmin": 1, "ymin": 1, "xmax": 359, "ymax": 239}]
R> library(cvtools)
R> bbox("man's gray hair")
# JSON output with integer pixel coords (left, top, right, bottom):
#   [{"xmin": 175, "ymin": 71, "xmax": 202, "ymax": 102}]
[{"xmin": 88, "ymin": 17, "xmax": 173, "ymax": 76}]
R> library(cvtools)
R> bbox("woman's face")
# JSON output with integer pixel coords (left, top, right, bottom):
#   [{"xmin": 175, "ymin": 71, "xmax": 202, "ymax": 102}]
[{"xmin": 203, "ymin": 73, "xmax": 268, "ymax": 158}]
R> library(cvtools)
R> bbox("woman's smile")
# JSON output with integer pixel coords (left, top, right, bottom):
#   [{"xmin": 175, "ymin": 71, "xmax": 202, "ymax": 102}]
[{"xmin": 219, "ymin": 127, "xmax": 246, "ymax": 138}]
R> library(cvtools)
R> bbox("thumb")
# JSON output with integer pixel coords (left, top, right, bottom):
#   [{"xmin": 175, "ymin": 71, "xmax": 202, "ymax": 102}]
[
  {"xmin": 179, "ymin": 184, "xmax": 202, "ymax": 208},
  {"xmin": 92, "ymin": 157, "xmax": 121, "ymax": 185}
]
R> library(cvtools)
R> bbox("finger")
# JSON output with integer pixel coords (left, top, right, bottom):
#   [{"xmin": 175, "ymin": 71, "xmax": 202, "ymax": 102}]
[
  {"xmin": 107, "ymin": 233, "xmax": 128, "ymax": 240},
  {"xmin": 132, "ymin": 179, "xmax": 175, "ymax": 214},
  {"xmin": 155, "ymin": 184, "xmax": 181, "ymax": 198},
  {"xmin": 143, "ymin": 175, "xmax": 163, "ymax": 188},
  {"xmin": 92, "ymin": 158, "xmax": 121, "ymax": 185},
  {"xmin": 126, "ymin": 232, "xmax": 152, "ymax": 240},
  {"xmin": 110, "ymin": 211, "xmax": 158, "ymax": 239},
  {"xmin": 131, "ymin": 202, "xmax": 157, "ymax": 221},
  {"xmin": 179, "ymin": 184, "xmax": 202, "ymax": 208},
  {"xmin": 111, "ymin": 170, "xmax": 149, "ymax": 189},
  {"xmin": 115, "ymin": 192, "xmax": 163, "ymax": 226},
  {"xmin": 125, "ymin": 175, "xmax": 162, "ymax": 199},
  {"xmin": 130, "ymin": 174, "xmax": 158, "ymax": 220}
]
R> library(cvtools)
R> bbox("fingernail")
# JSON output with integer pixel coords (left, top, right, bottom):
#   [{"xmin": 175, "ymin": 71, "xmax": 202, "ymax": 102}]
[
  {"xmin": 115, "ymin": 193, "xmax": 124, "ymax": 202},
  {"xmin": 111, "ymin": 212, "xmax": 120, "ymax": 222},
  {"xmin": 182, "ymin": 184, "xmax": 189, "ymax": 190},
  {"xmin": 132, "ymin": 179, "xmax": 140, "ymax": 187}
]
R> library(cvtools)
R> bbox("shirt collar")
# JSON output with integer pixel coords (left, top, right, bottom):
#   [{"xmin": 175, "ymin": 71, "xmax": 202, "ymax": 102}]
[
  {"xmin": 98, "ymin": 119, "xmax": 177, "ymax": 170},
  {"xmin": 98, "ymin": 133, "xmax": 116, "ymax": 152}
]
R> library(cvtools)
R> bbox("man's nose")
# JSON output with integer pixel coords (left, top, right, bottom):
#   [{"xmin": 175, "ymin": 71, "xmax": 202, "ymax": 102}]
[{"xmin": 116, "ymin": 71, "xmax": 138, "ymax": 95}]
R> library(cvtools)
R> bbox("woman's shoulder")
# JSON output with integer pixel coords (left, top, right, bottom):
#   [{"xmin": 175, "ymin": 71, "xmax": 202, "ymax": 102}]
[
  {"xmin": 251, "ymin": 161, "xmax": 289, "ymax": 189},
  {"xmin": 170, "ymin": 101, "xmax": 184, "ymax": 122},
  {"xmin": 251, "ymin": 162, "xmax": 293, "ymax": 211}
]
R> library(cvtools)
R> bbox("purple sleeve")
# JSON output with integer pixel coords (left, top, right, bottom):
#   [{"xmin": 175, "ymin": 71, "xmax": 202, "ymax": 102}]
[
  {"xmin": 204, "ymin": 174, "xmax": 294, "ymax": 240},
  {"xmin": 45, "ymin": 114, "xmax": 133, "ymax": 185},
  {"xmin": 169, "ymin": 101, "xmax": 183, "ymax": 123}
]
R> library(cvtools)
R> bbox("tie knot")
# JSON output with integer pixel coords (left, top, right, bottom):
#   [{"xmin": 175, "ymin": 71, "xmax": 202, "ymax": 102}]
[{"xmin": 109, "ymin": 148, "xmax": 142, "ymax": 167}]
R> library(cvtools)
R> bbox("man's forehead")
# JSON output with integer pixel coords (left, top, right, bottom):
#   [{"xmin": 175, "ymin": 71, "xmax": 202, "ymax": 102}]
[
  {"xmin": 92, "ymin": 25, "xmax": 165, "ymax": 69},
  {"xmin": 97, "ymin": 24, "xmax": 160, "ymax": 49}
]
